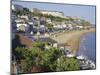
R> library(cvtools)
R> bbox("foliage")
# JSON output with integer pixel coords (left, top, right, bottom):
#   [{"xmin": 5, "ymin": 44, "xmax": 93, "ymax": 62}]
[
  {"xmin": 81, "ymin": 19, "xmax": 91, "ymax": 26},
  {"xmin": 40, "ymin": 48, "xmax": 62, "ymax": 66},
  {"xmin": 32, "ymin": 41, "xmax": 45, "ymax": 50},
  {"xmin": 15, "ymin": 47, "xmax": 28, "ymax": 59},
  {"xmin": 46, "ymin": 24, "xmax": 53, "ymax": 30},
  {"xmin": 19, "ymin": 60, "xmax": 29, "ymax": 73},
  {"xmin": 56, "ymin": 56, "xmax": 80, "ymax": 71},
  {"xmin": 15, "ymin": 42, "xmax": 80, "ymax": 73},
  {"xmin": 32, "ymin": 12, "xmax": 70, "ymax": 22},
  {"xmin": 12, "ymin": 7, "xmax": 31, "ymax": 16}
]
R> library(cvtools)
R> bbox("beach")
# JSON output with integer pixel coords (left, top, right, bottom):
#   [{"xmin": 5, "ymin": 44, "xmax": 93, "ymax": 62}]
[{"xmin": 51, "ymin": 28, "xmax": 95, "ymax": 53}]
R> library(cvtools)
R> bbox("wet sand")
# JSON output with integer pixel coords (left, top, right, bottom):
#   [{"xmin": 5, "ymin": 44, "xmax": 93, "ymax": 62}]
[{"xmin": 51, "ymin": 28, "xmax": 95, "ymax": 53}]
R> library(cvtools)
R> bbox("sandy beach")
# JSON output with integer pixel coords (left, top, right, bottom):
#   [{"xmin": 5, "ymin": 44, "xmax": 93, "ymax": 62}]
[{"xmin": 51, "ymin": 28, "xmax": 95, "ymax": 53}]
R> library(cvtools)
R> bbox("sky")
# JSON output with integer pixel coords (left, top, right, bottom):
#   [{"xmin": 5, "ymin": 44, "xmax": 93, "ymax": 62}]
[{"xmin": 12, "ymin": 1, "xmax": 96, "ymax": 24}]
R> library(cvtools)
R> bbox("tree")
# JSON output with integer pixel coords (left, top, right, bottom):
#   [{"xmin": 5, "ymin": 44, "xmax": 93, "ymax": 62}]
[
  {"xmin": 33, "ymin": 41, "xmax": 45, "ymax": 50},
  {"xmin": 81, "ymin": 19, "xmax": 91, "ymax": 26},
  {"xmin": 15, "ymin": 43, "xmax": 80, "ymax": 73},
  {"xmin": 39, "ymin": 48, "xmax": 63, "ymax": 71},
  {"xmin": 47, "ymin": 24, "xmax": 53, "ymax": 31},
  {"xmin": 15, "ymin": 10, "xmax": 23, "ymax": 16},
  {"xmin": 23, "ymin": 8, "xmax": 30, "ymax": 12},
  {"xmin": 15, "ymin": 46, "xmax": 28, "ymax": 59},
  {"xmin": 56, "ymin": 56, "xmax": 80, "ymax": 71}
]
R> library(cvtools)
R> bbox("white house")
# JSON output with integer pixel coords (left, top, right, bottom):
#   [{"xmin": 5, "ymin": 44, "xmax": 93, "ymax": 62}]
[
  {"xmin": 67, "ymin": 24, "xmax": 73, "ymax": 30},
  {"xmin": 16, "ymin": 23, "xmax": 28, "ymax": 28},
  {"xmin": 44, "ymin": 33, "xmax": 50, "ymax": 37},
  {"xmin": 40, "ymin": 25, "xmax": 45, "ymax": 28},
  {"xmin": 15, "ymin": 19, "xmax": 25, "ymax": 23},
  {"xmin": 31, "ymin": 8, "xmax": 65, "ymax": 18},
  {"xmin": 12, "ymin": 4, "xmax": 23, "ymax": 11},
  {"xmin": 12, "ymin": 5, "xmax": 15, "ymax": 10},
  {"xmin": 53, "ymin": 25, "xmax": 61, "ymax": 29},
  {"xmin": 76, "ymin": 25, "xmax": 83, "ymax": 29},
  {"xmin": 62, "ymin": 24, "xmax": 67, "ymax": 28},
  {"xmin": 53, "ymin": 24, "xmax": 66, "ymax": 29},
  {"xmin": 18, "ymin": 15, "xmax": 29, "ymax": 20},
  {"xmin": 28, "ymin": 21, "xmax": 34, "ymax": 25},
  {"xmin": 16, "ymin": 23, "xmax": 28, "ymax": 32},
  {"xmin": 41, "ymin": 10, "xmax": 65, "ymax": 18},
  {"xmin": 39, "ymin": 25, "xmax": 47, "ymax": 30},
  {"xmin": 46, "ymin": 18, "xmax": 52, "ymax": 24}
]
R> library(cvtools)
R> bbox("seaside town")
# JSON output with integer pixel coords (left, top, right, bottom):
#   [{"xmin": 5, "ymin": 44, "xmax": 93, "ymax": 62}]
[{"xmin": 11, "ymin": 4, "xmax": 96, "ymax": 74}]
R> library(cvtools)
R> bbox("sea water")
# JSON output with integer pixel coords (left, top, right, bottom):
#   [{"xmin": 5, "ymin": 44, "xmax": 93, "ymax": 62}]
[{"xmin": 77, "ymin": 32, "xmax": 96, "ymax": 63}]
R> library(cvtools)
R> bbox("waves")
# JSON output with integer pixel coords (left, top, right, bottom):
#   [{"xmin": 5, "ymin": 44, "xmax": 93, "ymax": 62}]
[{"xmin": 77, "ymin": 32, "xmax": 96, "ymax": 63}]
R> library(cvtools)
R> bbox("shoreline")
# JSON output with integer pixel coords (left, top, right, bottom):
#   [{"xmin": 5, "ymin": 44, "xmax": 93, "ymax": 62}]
[
  {"xmin": 66, "ymin": 28, "xmax": 95, "ymax": 54},
  {"xmin": 51, "ymin": 28, "xmax": 95, "ymax": 54}
]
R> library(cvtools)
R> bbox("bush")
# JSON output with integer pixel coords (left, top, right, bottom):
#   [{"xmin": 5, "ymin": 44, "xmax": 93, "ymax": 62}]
[
  {"xmin": 15, "ymin": 42, "xmax": 80, "ymax": 73},
  {"xmin": 56, "ymin": 56, "xmax": 80, "ymax": 71}
]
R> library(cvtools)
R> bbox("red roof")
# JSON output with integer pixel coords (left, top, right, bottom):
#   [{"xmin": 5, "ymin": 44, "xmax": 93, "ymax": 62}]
[{"xmin": 18, "ymin": 34, "xmax": 33, "ymax": 49}]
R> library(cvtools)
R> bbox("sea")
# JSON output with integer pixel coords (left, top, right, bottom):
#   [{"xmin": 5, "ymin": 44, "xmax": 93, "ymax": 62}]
[{"xmin": 77, "ymin": 32, "xmax": 96, "ymax": 63}]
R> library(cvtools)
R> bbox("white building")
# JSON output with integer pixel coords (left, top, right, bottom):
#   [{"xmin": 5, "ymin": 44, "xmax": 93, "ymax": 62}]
[
  {"xmin": 53, "ymin": 25, "xmax": 61, "ymax": 29},
  {"xmin": 27, "ymin": 21, "xmax": 34, "ymax": 25},
  {"xmin": 31, "ymin": 8, "xmax": 65, "ymax": 18},
  {"xmin": 76, "ymin": 25, "xmax": 83, "ymax": 29},
  {"xmin": 62, "ymin": 24, "xmax": 67, "ymax": 28},
  {"xmin": 16, "ymin": 23, "xmax": 28, "ymax": 32},
  {"xmin": 15, "ymin": 19, "xmax": 25, "ymax": 23},
  {"xmin": 12, "ymin": 5, "xmax": 15, "ymax": 10},
  {"xmin": 30, "ymin": 8, "xmax": 41, "ymax": 13},
  {"xmin": 46, "ymin": 18, "xmax": 52, "ymax": 24},
  {"xmin": 16, "ymin": 23, "xmax": 28, "ymax": 28},
  {"xmin": 18, "ymin": 15, "xmax": 29, "ymax": 20},
  {"xmin": 41, "ymin": 10, "xmax": 64, "ymax": 18},
  {"xmin": 67, "ymin": 24, "xmax": 73, "ymax": 30},
  {"xmin": 53, "ymin": 24, "xmax": 66, "ymax": 29},
  {"xmin": 12, "ymin": 4, "xmax": 23, "ymax": 11}
]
